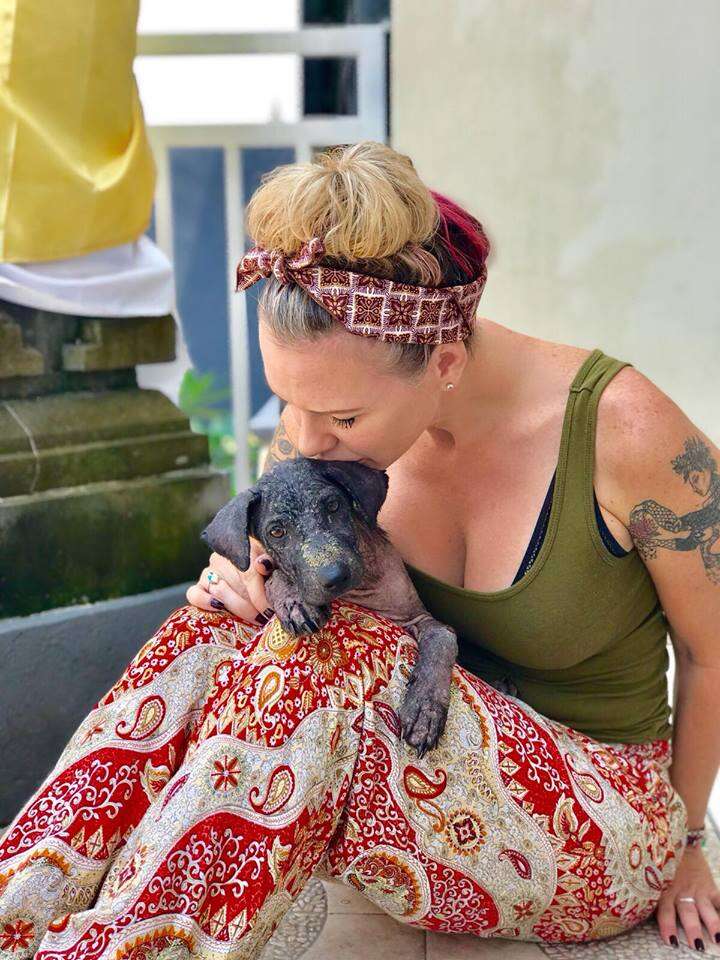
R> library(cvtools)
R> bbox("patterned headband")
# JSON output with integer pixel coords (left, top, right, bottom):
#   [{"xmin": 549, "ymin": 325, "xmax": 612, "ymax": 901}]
[{"xmin": 235, "ymin": 236, "xmax": 487, "ymax": 344}]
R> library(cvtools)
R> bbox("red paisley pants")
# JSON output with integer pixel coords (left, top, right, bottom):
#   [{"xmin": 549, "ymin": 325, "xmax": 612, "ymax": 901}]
[{"xmin": 0, "ymin": 601, "xmax": 688, "ymax": 958}]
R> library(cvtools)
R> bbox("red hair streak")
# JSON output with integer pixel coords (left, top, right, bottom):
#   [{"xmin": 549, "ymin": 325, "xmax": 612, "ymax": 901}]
[{"xmin": 430, "ymin": 189, "xmax": 491, "ymax": 281}]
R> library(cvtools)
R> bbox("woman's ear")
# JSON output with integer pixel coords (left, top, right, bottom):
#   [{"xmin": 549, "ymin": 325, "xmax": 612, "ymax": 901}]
[
  {"xmin": 432, "ymin": 341, "xmax": 467, "ymax": 386},
  {"xmin": 201, "ymin": 488, "xmax": 261, "ymax": 571},
  {"xmin": 312, "ymin": 460, "xmax": 389, "ymax": 527}
]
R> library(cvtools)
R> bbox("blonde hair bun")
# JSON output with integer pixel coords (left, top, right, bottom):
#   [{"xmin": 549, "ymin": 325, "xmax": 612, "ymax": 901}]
[
  {"xmin": 247, "ymin": 140, "xmax": 490, "ymax": 374},
  {"xmin": 245, "ymin": 141, "xmax": 440, "ymax": 264}
]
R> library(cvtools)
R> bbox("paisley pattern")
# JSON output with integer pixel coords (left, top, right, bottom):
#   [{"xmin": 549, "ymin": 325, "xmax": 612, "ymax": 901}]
[
  {"xmin": 249, "ymin": 766, "xmax": 295, "ymax": 816},
  {"xmin": 115, "ymin": 696, "xmax": 166, "ymax": 741},
  {"xmin": 0, "ymin": 601, "xmax": 688, "ymax": 958}
]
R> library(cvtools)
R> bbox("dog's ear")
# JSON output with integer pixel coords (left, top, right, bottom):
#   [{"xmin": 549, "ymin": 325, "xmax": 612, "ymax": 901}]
[
  {"xmin": 200, "ymin": 487, "xmax": 261, "ymax": 571},
  {"xmin": 313, "ymin": 460, "xmax": 389, "ymax": 527}
]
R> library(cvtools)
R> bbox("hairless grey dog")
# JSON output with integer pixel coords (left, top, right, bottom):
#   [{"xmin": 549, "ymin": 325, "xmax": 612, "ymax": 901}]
[{"xmin": 201, "ymin": 457, "xmax": 517, "ymax": 759}]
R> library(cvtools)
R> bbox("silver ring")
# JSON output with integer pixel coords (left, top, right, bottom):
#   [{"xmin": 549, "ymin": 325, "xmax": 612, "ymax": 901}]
[
  {"xmin": 677, "ymin": 896, "xmax": 696, "ymax": 903},
  {"xmin": 206, "ymin": 571, "xmax": 221, "ymax": 585}
]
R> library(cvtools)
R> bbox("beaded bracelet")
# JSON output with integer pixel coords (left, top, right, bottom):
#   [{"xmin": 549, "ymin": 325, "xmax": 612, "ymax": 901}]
[{"xmin": 686, "ymin": 826, "xmax": 706, "ymax": 849}]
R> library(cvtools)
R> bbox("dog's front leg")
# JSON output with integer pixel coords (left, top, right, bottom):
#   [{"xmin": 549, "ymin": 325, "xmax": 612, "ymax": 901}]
[
  {"xmin": 398, "ymin": 614, "xmax": 458, "ymax": 759},
  {"xmin": 264, "ymin": 569, "xmax": 333, "ymax": 636}
]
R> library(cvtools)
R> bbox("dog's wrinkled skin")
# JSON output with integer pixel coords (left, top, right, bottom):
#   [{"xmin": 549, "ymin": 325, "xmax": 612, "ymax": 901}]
[{"xmin": 202, "ymin": 457, "xmax": 517, "ymax": 758}]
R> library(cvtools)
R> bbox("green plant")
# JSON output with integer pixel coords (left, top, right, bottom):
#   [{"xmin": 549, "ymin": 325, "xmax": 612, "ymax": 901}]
[
  {"xmin": 177, "ymin": 369, "xmax": 267, "ymax": 489},
  {"xmin": 178, "ymin": 368, "xmax": 231, "ymax": 420},
  {"xmin": 177, "ymin": 368, "xmax": 234, "ymax": 474}
]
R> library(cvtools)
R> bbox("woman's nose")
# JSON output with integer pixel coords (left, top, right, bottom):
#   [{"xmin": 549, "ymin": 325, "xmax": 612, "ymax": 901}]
[{"xmin": 296, "ymin": 416, "xmax": 338, "ymax": 460}]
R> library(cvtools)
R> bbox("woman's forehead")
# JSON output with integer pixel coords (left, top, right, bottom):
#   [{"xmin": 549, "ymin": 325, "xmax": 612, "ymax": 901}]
[{"xmin": 260, "ymin": 328, "xmax": 390, "ymax": 409}]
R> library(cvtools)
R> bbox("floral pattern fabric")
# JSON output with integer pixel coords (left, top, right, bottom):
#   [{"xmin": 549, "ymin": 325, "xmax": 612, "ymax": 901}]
[
  {"xmin": 235, "ymin": 237, "xmax": 486, "ymax": 344},
  {"xmin": 0, "ymin": 601, "xmax": 688, "ymax": 958}
]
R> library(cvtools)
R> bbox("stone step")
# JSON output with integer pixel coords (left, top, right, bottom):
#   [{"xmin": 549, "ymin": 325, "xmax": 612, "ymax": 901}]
[
  {"xmin": 0, "ymin": 466, "xmax": 230, "ymax": 616},
  {"xmin": 0, "ymin": 388, "xmax": 209, "ymax": 495}
]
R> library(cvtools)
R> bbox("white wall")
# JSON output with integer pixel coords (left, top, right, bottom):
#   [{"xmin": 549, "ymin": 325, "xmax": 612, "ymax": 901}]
[{"xmin": 392, "ymin": 0, "xmax": 719, "ymax": 443}]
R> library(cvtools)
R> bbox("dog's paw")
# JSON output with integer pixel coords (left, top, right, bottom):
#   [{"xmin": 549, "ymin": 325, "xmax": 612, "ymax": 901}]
[
  {"xmin": 274, "ymin": 597, "xmax": 332, "ymax": 636},
  {"xmin": 398, "ymin": 669, "xmax": 450, "ymax": 759}
]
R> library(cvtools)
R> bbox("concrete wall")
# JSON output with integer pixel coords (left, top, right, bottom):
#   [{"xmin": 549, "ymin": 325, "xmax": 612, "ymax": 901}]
[
  {"xmin": 0, "ymin": 585, "xmax": 190, "ymax": 824},
  {"xmin": 392, "ymin": 0, "xmax": 719, "ymax": 441}
]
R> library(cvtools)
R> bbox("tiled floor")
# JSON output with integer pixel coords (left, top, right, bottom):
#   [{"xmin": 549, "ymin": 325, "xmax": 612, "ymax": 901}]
[
  {"xmin": 261, "ymin": 815, "xmax": 720, "ymax": 960},
  {"xmin": 267, "ymin": 878, "xmax": 720, "ymax": 959},
  {"xmin": 270, "ymin": 876, "xmax": 720, "ymax": 958}
]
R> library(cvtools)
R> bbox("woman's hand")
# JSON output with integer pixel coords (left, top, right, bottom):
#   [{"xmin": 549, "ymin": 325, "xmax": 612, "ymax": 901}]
[
  {"xmin": 186, "ymin": 538, "xmax": 275, "ymax": 625},
  {"xmin": 655, "ymin": 845, "xmax": 720, "ymax": 950}
]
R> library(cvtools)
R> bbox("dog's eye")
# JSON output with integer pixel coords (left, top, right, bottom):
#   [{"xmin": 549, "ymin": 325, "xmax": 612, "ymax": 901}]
[
  {"xmin": 268, "ymin": 525, "xmax": 285, "ymax": 538},
  {"xmin": 326, "ymin": 498, "xmax": 340, "ymax": 513}
]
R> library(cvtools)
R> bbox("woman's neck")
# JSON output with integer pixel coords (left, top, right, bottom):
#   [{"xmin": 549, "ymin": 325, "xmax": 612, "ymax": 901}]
[{"xmin": 426, "ymin": 319, "xmax": 535, "ymax": 453}]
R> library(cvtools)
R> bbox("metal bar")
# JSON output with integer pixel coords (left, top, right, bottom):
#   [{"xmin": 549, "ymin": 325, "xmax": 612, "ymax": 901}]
[
  {"xmin": 137, "ymin": 25, "xmax": 389, "ymax": 58},
  {"xmin": 144, "ymin": 119, "xmax": 375, "ymax": 145},
  {"xmin": 149, "ymin": 138, "xmax": 174, "ymax": 261},
  {"xmin": 223, "ymin": 146, "xmax": 251, "ymax": 492},
  {"xmin": 356, "ymin": 28, "xmax": 386, "ymax": 141}
]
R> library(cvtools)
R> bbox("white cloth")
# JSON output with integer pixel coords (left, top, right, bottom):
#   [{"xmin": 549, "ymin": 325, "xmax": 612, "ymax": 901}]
[{"xmin": 0, "ymin": 236, "xmax": 175, "ymax": 317}]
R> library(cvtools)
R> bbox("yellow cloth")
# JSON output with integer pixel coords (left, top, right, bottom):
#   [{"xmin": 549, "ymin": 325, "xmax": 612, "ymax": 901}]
[{"xmin": 0, "ymin": 0, "xmax": 155, "ymax": 263}]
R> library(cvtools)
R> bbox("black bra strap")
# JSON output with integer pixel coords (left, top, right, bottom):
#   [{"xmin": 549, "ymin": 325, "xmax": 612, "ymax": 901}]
[{"xmin": 512, "ymin": 468, "xmax": 628, "ymax": 585}]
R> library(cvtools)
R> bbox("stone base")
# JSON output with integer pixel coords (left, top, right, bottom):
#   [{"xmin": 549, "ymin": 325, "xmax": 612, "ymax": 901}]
[
  {"xmin": 0, "ymin": 467, "xmax": 230, "ymax": 617},
  {"xmin": 0, "ymin": 387, "xmax": 211, "ymax": 497},
  {"xmin": 0, "ymin": 300, "xmax": 175, "ymax": 400}
]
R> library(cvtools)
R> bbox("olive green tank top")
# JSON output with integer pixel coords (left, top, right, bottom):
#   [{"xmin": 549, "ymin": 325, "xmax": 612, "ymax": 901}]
[{"xmin": 404, "ymin": 348, "xmax": 673, "ymax": 745}]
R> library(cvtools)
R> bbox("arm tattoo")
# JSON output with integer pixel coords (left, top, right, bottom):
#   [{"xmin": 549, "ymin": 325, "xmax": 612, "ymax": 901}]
[
  {"xmin": 628, "ymin": 434, "xmax": 720, "ymax": 584},
  {"xmin": 261, "ymin": 407, "xmax": 298, "ymax": 475}
]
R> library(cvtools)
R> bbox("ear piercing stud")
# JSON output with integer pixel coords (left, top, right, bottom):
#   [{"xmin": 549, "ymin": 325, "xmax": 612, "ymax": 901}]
[{"xmin": 445, "ymin": 383, "xmax": 455, "ymax": 391}]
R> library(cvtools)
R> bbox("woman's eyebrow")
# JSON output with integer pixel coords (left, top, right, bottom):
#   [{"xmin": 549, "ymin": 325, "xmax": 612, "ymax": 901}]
[{"xmin": 269, "ymin": 389, "xmax": 362, "ymax": 415}]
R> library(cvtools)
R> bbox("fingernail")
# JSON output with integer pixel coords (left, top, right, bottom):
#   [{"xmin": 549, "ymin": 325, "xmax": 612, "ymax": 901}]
[
  {"xmin": 262, "ymin": 608, "xmax": 274, "ymax": 619},
  {"xmin": 255, "ymin": 612, "xmax": 269, "ymax": 625},
  {"xmin": 210, "ymin": 599, "xmax": 225, "ymax": 610},
  {"xmin": 694, "ymin": 938, "xmax": 704, "ymax": 951},
  {"xmin": 670, "ymin": 935, "xmax": 679, "ymax": 947}
]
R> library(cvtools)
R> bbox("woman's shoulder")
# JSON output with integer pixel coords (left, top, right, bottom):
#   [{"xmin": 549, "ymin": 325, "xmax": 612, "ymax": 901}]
[
  {"xmin": 569, "ymin": 342, "xmax": 688, "ymax": 538},
  {"xmin": 521, "ymin": 334, "xmax": 654, "ymax": 532},
  {"xmin": 519, "ymin": 331, "xmax": 646, "ymax": 427},
  {"xmin": 592, "ymin": 350, "xmax": 693, "ymax": 506},
  {"xmin": 490, "ymin": 322, "xmax": 593, "ymax": 395}
]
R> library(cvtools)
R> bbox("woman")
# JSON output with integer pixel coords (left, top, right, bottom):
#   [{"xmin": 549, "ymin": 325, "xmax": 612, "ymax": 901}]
[{"xmin": 2, "ymin": 141, "xmax": 719, "ymax": 956}]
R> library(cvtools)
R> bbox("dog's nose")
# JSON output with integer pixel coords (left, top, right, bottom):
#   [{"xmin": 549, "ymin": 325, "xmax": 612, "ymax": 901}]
[{"xmin": 317, "ymin": 562, "xmax": 351, "ymax": 589}]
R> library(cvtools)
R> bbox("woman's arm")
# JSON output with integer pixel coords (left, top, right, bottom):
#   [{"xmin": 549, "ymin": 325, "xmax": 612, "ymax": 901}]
[
  {"xmin": 596, "ymin": 368, "xmax": 720, "ymax": 797},
  {"xmin": 260, "ymin": 400, "xmax": 299, "ymax": 472},
  {"xmin": 596, "ymin": 367, "xmax": 720, "ymax": 948},
  {"xmin": 669, "ymin": 636, "xmax": 720, "ymax": 826},
  {"xmin": 663, "ymin": 642, "xmax": 720, "ymax": 950}
]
